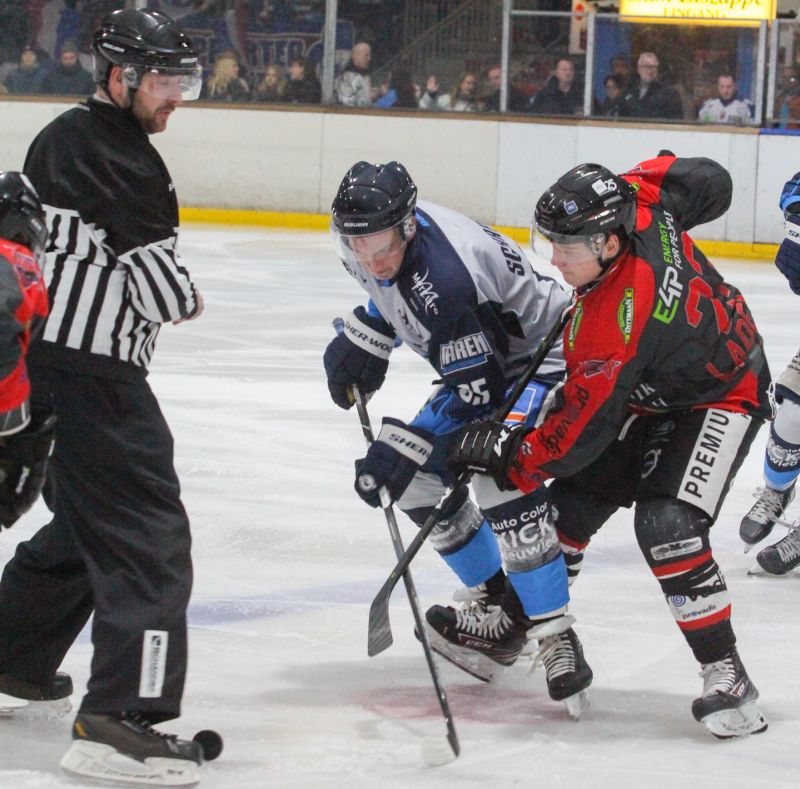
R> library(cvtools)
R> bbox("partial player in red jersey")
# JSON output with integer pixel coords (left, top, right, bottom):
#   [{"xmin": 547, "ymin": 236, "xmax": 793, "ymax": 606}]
[
  {"xmin": 448, "ymin": 153, "xmax": 770, "ymax": 739},
  {"xmin": 0, "ymin": 170, "xmax": 54, "ymax": 530}
]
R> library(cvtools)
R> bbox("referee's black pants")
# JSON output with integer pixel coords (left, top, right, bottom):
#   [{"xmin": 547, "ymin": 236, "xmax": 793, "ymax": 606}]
[{"xmin": 0, "ymin": 363, "xmax": 192, "ymax": 722}]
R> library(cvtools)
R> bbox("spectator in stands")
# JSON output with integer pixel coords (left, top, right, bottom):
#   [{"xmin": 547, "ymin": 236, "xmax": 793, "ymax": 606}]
[
  {"xmin": 598, "ymin": 73, "xmax": 626, "ymax": 117},
  {"xmin": 40, "ymin": 41, "xmax": 94, "ymax": 96},
  {"xmin": 776, "ymin": 66, "xmax": 800, "ymax": 129},
  {"xmin": 283, "ymin": 57, "xmax": 321, "ymax": 104},
  {"xmin": 482, "ymin": 64, "xmax": 529, "ymax": 113},
  {"xmin": 529, "ymin": 57, "xmax": 581, "ymax": 116},
  {"xmin": 610, "ymin": 53, "xmax": 632, "ymax": 92},
  {"xmin": 418, "ymin": 73, "xmax": 448, "ymax": 110},
  {"xmin": 620, "ymin": 51, "xmax": 683, "ymax": 120},
  {"xmin": 254, "ymin": 64, "xmax": 287, "ymax": 102},
  {"xmin": 335, "ymin": 41, "xmax": 372, "ymax": 107},
  {"xmin": 205, "ymin": 50, "xmax": 251, "ymax": 102},
  {"xmin": 3, "ymin": 45, "xmax": 46, "ymax": 95},
  {"xmin": 698, "ymin": 74, "xmax": 753, "ymax": 125},
  {"xmin": 374, "ymin": 67, "xmax": 418, "ymax": 109},
  {"xmin": 419, "ymin": 71, "xmax": 480, "ymax": 111}
]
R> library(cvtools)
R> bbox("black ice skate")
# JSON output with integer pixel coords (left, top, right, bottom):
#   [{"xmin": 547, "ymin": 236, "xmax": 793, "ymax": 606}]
[
  {"xmin": 0, "ymin": 671, "xmax": 73, "ymax": 717},
  {"xmin": 529, "ymin": 615, "xmax": 593, "ymax": 720},
  {"xmin": 60, "ymin": 711, "xmax": 203, "ymax": 786},
  {"xmin": 691, "ymin": 647, "xmax": 767, "ymax": 739},
  {"xmin": 424, "ymin": 602, "xmax": 529, "ymax": 682},
  {"xmin": 755, "ymin": 524, "xmax": 800, "ymax": 575},
  {"xmin": 739, "ymin": 485, "xmax": 795, "ymax": 549}
]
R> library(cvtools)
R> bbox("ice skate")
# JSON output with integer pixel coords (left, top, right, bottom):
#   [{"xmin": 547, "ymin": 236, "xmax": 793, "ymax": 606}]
[
  {"xmin": 60, "ymin": 711, "xmax": 203, "ymax": 786},
  {"xmin": 754, "ymin": 524, "xmax": 800, "ymax": 575},
  {"xmin": 739, "ymin": 485, "xmax": 795, "ymax": 550},
  {"xmin": 0, "ymin": 671, "xmax": 72, "ymax": 718},
  {"xmin": 529, "ymin": 615, "xmax": 593, "ymax": 719},
  {"xmin": 691, "ymin": 647, "xmax": 767, "ymax": 739},
  {"xmin": 423, "ymin": 602, "xmax": 528, "ymax": 682}
]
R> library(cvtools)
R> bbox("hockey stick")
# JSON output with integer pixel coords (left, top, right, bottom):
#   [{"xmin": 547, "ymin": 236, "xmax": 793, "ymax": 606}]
[
  {"xmin": 366, "ymin": 303, "xmax": 573, "ymax": 657},
  {"xmin": 332, "ymin": 318, "xmax": 459, "ymax": 764}
]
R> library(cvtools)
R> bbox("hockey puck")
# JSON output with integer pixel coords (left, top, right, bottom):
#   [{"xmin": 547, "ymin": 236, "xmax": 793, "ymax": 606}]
[{"xmin": 193, "ymin": 729, "xmax": 223, "ymax": 761}]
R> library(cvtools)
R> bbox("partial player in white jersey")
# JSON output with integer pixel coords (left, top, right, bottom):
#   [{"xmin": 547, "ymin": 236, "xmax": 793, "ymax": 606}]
[
  {"xmin": 741, "ymin": 170, "xmax": 800, "ymax": 574},
  {"xmin": 323, "ymin": 161, "xmax": 592, "ymax": 715}
]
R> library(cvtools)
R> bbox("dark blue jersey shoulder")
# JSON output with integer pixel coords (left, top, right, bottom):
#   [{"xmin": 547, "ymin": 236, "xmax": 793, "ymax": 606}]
[{"xmin": 393, "ymin": 207, "xmax": 479, "ymax": 333}]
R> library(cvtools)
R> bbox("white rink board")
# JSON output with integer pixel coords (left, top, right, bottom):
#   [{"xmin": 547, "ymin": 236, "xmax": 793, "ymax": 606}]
[{"xmin": 0, "ymin": 99, "xmax": 788, "ymax": 243}]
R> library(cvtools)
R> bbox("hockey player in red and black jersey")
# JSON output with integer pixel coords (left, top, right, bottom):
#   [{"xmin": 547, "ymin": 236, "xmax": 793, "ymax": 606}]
[
  {"xmin": 0, "ymin": 171, "xmax": 52, "ymax": 530},
  {"xmin": 448, "ymin": 153, "xmax": 771, "ymax": 739}
]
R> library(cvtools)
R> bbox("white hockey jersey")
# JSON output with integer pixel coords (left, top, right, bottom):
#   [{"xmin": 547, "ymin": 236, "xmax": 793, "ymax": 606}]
[{"xmin": 339, "ymin": 200, "xmax": 568, "ymax": 407}]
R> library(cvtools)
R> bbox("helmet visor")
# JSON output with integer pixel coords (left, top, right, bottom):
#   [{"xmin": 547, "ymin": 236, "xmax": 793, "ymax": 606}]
[
  {"xmin": 331, "ymin": 219, "xmax": 407, "ymax": 277},
  {"xmin": 531, "ymin": 223, "xmax": 606, "ymax": 265},
  {"xmin": 122, "ymin": 63, "xmax": 203, "ymax": 101}
]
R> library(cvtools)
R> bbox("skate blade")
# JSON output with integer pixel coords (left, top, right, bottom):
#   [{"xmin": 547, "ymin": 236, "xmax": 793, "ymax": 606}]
[
  {"xmin": 563, "ymin": 689, "xmax": 590, "ymax": 720},
  {"xmin": 423, "ymin": 628, "xmax": 503, "ymax": 682},
  {"xmin": 747, "ymin": 561, "xmax": 794, "ymax": 577},
  {"xmin": 60, "ymin": 741, "xmax": 200, "ymax": 787},
  {"xmin": 700, "ymin": 702, "xmax": 768, "ymax": 739},
  {"xmin": 0, "ymin": 694, "xmax": 71, "ymax": 719}
]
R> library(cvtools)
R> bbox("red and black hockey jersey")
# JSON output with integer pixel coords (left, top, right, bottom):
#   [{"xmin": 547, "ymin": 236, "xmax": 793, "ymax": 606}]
[
  {"xmin": 509, "ymin": 155, "xmax": 771, "ymax": 492},
  {"xmin": 0, "ymin": 239, "xmax": 48, "ymax": 430}
]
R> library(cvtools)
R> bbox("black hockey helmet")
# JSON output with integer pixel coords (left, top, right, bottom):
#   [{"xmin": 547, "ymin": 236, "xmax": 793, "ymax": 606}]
[
  {"xmin": 91, "ymin": 8, "xmax": 202, "ymax": 99},
  {"xmin": 0, "ymin": 172, "xmax": 48, "ymax": 263},
  {"xmin": 331, "ymin": 161, "xmax": 418, "ymax": 240},
  {"xmin": 533, "ymin": 163, "xmax": 637, "ymax": 256}
]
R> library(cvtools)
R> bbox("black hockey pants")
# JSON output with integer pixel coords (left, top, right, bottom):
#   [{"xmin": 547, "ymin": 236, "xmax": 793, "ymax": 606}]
[{"xmin": 0, "ymin": 362, "xmax": 192, "ymax": 722}]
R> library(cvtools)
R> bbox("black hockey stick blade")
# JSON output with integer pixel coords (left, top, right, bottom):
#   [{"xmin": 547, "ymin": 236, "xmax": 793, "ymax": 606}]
[
  {"xmin": 367, "ymin": 605, "xmax": 394, "ymax": 656},
  {"xmin": 366, "ymin": 303, "xmax": 572, "ymax": 654},
  {"xmin": 367, "ymin": 480, "xmax": 466, "ymax": 656}
]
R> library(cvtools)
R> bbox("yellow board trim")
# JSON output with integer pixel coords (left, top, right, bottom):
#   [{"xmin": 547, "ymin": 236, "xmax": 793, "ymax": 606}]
[{"xmin": 179, "ymin": 208, "xmax": 778, "ymax": 261}]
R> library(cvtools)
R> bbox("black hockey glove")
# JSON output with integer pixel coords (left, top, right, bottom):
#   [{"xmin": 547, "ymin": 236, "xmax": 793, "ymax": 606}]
[
  {"xmin": 0, "ymin": 405, "xmax": 56, "ymax": 529},
  {"xmin": 323, "ymin": 307, "xmax": 396, "ymax": 410},
  {"xmin": 354, "ymin": 418, "xmax": 434, "ymax": 508},
  {"xmin": 776, "ymin": 210, "xmax": 800, "ymax": 295},
  {"xmin": 447, "ymin": 420, "xmax": 528, "ymax": 490}
]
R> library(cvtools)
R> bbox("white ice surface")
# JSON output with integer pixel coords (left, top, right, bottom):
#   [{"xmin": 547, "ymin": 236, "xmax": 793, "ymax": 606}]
[{"xmin": 1, "ymin": 228, "xmax": 799, "ymax": 788}]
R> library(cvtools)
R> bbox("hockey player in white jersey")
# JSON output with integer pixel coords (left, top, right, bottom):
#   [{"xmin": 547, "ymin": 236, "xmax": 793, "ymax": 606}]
[
  {"xmin": 323, "ymin": 161, "xmax": 592, "ymax": 715},
  {"xmin": 741, "ymin": 170, "xmax": 800, "ymax": 574}
]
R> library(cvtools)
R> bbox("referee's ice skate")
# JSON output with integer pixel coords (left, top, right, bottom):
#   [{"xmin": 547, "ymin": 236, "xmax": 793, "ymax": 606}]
[{"xmin": 60, "ymin": 711, "xmax": 204, "ymax": 786}]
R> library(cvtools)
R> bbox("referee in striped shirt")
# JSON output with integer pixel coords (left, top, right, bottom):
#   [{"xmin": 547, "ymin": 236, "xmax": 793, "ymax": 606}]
[{"xmin": 0, "ymin": 9, "xmax": 210, "ymax": 776}]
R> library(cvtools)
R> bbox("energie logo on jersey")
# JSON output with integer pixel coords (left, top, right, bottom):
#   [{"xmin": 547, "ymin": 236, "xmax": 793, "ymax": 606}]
[{"xmin": 653, "ymin": 213, "xmax": 684, "ymax": 325}]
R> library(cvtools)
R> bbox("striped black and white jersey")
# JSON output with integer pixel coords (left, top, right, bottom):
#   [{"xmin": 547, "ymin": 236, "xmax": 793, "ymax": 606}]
[
  {"xmin": 23, "ymin": 97, "xmax": 200, "ymax": 379},
  {"xmin": 340, "ymin": 200, "xmax": 568, "ymax": 409}
]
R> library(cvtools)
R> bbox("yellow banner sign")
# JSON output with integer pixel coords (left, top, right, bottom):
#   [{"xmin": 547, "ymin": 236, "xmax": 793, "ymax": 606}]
[{"xmin": 619, "ymin": 0, "xmax": 775, "ymax": 22}]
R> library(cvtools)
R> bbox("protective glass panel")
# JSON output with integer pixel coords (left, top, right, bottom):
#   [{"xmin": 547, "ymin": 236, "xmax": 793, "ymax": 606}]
[
  {"xmin": 772, "ymin": 20, "xmax": 800, "ymax": 129},
  {"xmin": 590, "ymin": 15, "xmax": 759, "ymax": 125}
]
